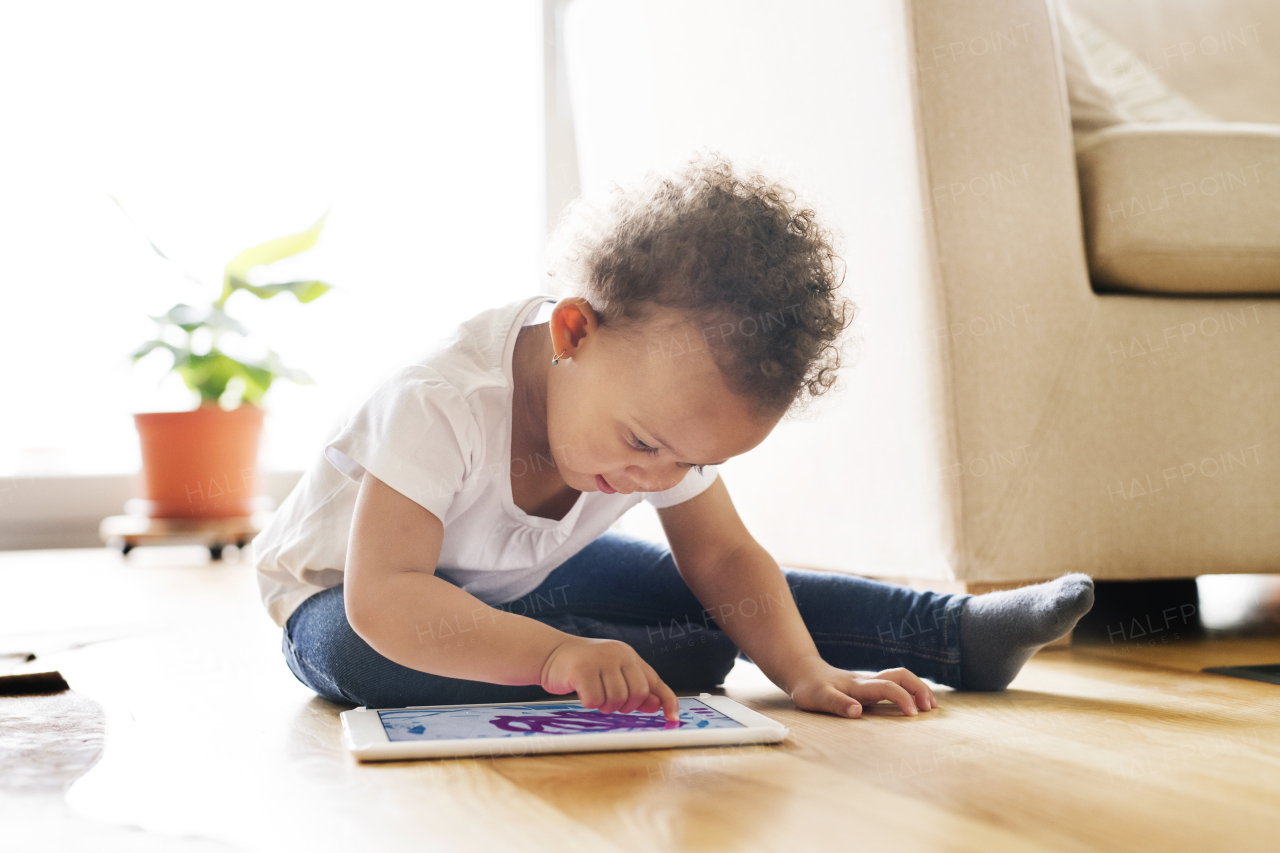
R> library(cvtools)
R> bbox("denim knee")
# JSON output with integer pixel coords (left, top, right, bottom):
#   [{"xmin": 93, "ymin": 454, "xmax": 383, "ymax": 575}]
[
  {"xmin": 280, "ymin": 583, "xmax": 743, "ymax": 707},
  {"xmin": 600, "ymin": 617, "xmax": 740, "ymax": 690},
  {"xmin": 282, "ymin": 590, "xmax": 362, "ymax": 705},
  {"xmin": 282, "ymin": 585, "xmax": 558, "ymax": 708}
]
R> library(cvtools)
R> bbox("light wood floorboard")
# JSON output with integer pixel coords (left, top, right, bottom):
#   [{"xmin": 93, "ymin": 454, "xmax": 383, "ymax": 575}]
[{"xmin": 2, "ymin": 547, "xmax": 1277, "ymax": 852}]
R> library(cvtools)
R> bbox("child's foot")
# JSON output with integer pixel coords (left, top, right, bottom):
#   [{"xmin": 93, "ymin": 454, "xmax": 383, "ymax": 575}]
[{"xmin": 958, "ymin": 574, "xmax": 1095, "ymax": 690}]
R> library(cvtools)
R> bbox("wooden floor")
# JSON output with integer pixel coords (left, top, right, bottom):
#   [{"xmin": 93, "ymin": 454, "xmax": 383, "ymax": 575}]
[{"xmin": 2, "ymin": 546, "xmax": 1278, "ymax": 853}]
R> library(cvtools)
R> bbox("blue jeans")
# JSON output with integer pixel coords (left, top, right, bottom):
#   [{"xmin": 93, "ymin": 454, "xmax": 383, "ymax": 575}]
[{"xmin": 282, "ymin": 530, "xmax": 971, "ymax": 708}]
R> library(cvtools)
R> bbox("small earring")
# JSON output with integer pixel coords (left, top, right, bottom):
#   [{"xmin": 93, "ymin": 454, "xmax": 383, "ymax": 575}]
[{"xmin": 551, "ymin": 349, "xmax": 567, "ymax": 365}]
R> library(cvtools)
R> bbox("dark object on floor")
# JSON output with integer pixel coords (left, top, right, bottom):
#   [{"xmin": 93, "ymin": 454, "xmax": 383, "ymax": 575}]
[
  {"xmin": 0, "ymin": 670, "xmax": 70, "ymax": 695},
  {"xmin": 0, "ymin": 651, "xmax": 38, "ymax": 674},
  {"xmin": 1072, "ymin": 578, "xmax": 1203, "ymax": 645},
  {"xmin": 1203, "ymin": 663, "xmax": 1280, "ymax": 686}
]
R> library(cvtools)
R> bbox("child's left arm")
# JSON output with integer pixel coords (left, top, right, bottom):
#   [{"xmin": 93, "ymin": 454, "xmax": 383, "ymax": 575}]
[{"xmin": 657, "ymin": 477, "xmax": 937, "ymax": 719}]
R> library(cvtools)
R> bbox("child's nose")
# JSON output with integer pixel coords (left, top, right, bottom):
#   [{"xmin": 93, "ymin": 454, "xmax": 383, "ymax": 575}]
[
  {"xmin": 624, "ymin": 463, "xmax": 686, "ymax": 493},
  {"xmin": 621, "ymin": 468, "xmax": 652, "ymax": 492}
]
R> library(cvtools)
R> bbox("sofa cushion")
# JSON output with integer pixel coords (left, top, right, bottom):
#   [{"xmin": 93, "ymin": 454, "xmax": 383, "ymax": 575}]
[
  {"xmin": 1076, "ymin": 122, "xmax": 1280, "ymax": 294},
  {"xmin": 1065, "ymin": 7, "xmax": 1218, "ymax": 125},
  {"xmin": 1057, "ymin": 0, "xmax": 1136, "ymax": 137},
  {"xmin": 1067, "ymin": 0, "xmax": 1280, "ymax": 126}
]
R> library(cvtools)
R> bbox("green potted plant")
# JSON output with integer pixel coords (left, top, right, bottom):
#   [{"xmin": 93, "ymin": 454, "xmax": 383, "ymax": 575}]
[{"xmin": 124, "ymin": 206, "xmax": 333, "ymax": 518}]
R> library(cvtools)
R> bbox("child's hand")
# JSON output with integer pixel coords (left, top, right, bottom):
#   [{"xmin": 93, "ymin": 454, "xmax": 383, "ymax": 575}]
[
  {"xmin": 785, "ymin": 656, "xmax": 937, "ymax": 718},
  {"xmin": 540, "ymin": 637, "xmax": 681, "ymax": 722}
]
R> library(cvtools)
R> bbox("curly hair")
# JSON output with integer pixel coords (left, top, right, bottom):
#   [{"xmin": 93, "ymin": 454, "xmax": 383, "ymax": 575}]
[{"xmin": 545, "ymin": 151, "xmax": 855, "ymax": 420}]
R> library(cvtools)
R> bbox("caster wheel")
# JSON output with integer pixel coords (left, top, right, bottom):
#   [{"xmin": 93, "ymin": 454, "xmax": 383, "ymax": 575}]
[
  {"xmin": 121, "ymin": 542, "xmax": 134, "ymax": 556},
  {"xmin": 209, "ymin": 543, "xmax": 224, "ymax": 561}
]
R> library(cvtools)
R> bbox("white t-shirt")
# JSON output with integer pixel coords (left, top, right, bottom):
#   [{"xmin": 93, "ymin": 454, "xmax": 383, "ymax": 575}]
[{"xmin": 254, "ymin": 292, "xmax": 720, "ymax": 628}]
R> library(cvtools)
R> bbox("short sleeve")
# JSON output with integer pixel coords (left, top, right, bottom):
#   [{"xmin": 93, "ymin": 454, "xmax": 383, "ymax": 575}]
[
  {"xmin": 324, "ymin": 365, "xmax": 479, "ymax": 521},
  {"xmin": 643, "ymin": 465, "xmax": 720, "ymax": 509}
]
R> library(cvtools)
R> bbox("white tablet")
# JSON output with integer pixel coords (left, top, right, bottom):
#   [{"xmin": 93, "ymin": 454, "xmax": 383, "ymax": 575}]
[{"xmin": 340, "ymin": 693, "xmax": 789, "ymax": 762}]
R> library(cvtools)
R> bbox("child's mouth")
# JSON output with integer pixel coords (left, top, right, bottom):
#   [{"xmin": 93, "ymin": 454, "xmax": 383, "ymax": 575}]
[{"xmin": 596, "ymin": 474, "xmax": 617, "ymax": 494}]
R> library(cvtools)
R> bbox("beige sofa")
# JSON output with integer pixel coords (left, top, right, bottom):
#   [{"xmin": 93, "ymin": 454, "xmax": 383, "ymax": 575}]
[
  {"xmin": 561, "ymin": 0, "xmax": 1280, "ymax": 585},
  {"xmin": 904, "ymin": 0, "xmax": 1280, "ymax": 583}
]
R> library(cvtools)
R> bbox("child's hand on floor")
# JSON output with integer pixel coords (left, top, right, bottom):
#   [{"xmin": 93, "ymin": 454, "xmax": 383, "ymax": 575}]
[
  {"xmin": 540, "ymin": 637, "xmax": 681, "ymax": 722},
  {"xmin": 785, "ymin": 655, "xmax": 937, "ymax": 718}
]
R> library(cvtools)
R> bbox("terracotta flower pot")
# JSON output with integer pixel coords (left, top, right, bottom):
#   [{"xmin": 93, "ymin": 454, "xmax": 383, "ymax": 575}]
[{"xmin": 133, "ymin": 405, "xmax": 265, "ymax": 519}]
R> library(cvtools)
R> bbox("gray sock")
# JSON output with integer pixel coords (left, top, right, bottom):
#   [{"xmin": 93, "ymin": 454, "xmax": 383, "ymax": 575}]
[{"xmin": 958, "ymin": 574, "xmax": 1095, "ymax": 691}]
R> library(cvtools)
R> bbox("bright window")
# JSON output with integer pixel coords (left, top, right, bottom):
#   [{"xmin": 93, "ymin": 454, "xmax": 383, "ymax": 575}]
[{"xmin": 0, "ymin": 0, "xmax": 541, "ymax": 476}]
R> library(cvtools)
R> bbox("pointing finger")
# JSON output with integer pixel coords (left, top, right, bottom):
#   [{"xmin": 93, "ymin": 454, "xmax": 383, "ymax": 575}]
[
  {"xmin": 653, "ymin": 678, "xmax": 679, "ymax": 722},
  {"xmin": 639, "ymin": 659, "xmax": 680, "ymax": 722}
]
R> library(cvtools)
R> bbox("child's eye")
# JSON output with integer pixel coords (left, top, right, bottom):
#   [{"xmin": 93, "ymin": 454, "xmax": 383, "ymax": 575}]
[
  {"xmin": 628, "ymin": 432, "xmax": 705, "ymax": 476},
  {"xmin": 628, "ymin": 432, "xmax": 661, "ymax": 455}
]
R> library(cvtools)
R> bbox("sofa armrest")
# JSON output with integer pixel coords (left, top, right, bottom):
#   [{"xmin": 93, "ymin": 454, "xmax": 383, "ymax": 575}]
[{"xmin": 1076, "ymin": 121, "xmax": 1280, "ymax": 294}]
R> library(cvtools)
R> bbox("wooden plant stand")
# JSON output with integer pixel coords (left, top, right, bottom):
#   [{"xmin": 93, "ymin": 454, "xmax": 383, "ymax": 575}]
[{"xmin": 99, "ymin": 512, "xmax": 273, "ymax": 560}]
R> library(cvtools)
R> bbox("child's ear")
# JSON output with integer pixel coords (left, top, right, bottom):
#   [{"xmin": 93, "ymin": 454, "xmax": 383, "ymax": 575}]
[{"xmin": 551, "ymin": 298, "xmax": 597, "ymax": 356}]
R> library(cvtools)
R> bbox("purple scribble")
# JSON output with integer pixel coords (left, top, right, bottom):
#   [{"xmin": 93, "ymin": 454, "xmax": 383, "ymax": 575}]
[{"xmin": 490, "ymin": 710, "xmax": 685, "ymax": 734}]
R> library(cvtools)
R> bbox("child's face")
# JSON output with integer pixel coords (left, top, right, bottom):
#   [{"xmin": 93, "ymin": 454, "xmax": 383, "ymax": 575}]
[{"xmin": 543, "ymin": 298, "xmax": 780, "ymax": 495}]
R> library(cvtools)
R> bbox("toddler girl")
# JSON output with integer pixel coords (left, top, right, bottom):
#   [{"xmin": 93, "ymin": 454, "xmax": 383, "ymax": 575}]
[{"xmin": 255, "ymin": 153, "xmax": 1094, "ymax": 721}]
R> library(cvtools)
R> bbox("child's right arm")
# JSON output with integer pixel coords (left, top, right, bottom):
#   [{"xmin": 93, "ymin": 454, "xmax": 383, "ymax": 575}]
[{"xmin": 343, "ymin": 472, "xmax": 679, "ymax": 720}]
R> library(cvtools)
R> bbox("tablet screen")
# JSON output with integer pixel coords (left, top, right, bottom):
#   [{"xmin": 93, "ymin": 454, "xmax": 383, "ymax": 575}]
[{"xmin": 378, "ymin": 697, "xmax": 744, "ymax": 741}]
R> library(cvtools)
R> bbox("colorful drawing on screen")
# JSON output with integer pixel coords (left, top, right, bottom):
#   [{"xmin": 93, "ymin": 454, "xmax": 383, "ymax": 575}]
[
  {"xmin": 378, "ymin": 698, "xmax": 744, "ymax": 742},
  {"xmin": 489, "ymin": 709, "xmax": 684, "ymax": 733}
]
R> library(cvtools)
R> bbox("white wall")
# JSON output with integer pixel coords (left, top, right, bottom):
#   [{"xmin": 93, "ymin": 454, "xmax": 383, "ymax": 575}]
[
  {"xmin": 0, "ymin": 0, "xmax": 542, "ymax": 479},
  {"xmin": 568, "ymin": 1, "xmax": 952, "ymax": 578}
]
